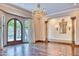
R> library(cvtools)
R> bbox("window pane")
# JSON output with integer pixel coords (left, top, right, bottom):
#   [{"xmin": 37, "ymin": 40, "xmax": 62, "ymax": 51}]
[
  {"xmin": 16, "ymin": 20, "xmax": 21, "ymax": 41},
  {"xmin": 8, "ymin": 20, "xmax": 14, "ymax": 41},
  {"xmin": 24, "ymin": 20, "xmax": 30, "ymax": 42}
]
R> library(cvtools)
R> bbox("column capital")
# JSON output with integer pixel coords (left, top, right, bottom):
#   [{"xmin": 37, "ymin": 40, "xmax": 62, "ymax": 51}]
[
  {"xmin": 45, "ymin": 21, "xmax": 48, "ymax": 23},
  {"xmin": 71, "ymin": 16, "xmax": 76, "ymax": 20}
]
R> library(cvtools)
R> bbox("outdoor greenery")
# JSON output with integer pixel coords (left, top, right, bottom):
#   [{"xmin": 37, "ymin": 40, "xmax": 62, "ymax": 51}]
[{"xmin": 8, "ymin": 19, "xmax": 30, "ymax": 42}]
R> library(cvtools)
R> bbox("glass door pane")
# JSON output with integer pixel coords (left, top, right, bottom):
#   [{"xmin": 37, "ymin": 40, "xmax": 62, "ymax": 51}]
[
  {"xmin": 16, "ymin": 20, "xmax": 21, "ymax": 41},
  {"xmin": 8, "ymin": 20, "xmax": 14, "ymax": 41},
  {"xmin": 24, "ymin": 20, "xmax": 30, "ymax": 43}
]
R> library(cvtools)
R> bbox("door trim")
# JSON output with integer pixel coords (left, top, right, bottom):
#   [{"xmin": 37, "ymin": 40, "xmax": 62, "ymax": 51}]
[{"xmin": 7, "ymin": 18, "xmax": 23, "ymax": 45}]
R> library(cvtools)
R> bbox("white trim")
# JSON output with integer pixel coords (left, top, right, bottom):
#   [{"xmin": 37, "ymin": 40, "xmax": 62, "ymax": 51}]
[
  {"xmin": 6, "ymin": 3, "xmax": 32, "ymax": 14},
  {"xmin": 47, "ymin": 6, "xmax": 79, "ymax": 18},
  {"xmin": 0, "ymin": 4, "xmax": 32, "ymax": 18}
]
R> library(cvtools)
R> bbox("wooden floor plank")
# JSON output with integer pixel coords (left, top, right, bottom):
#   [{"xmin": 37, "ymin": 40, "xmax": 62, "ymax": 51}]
[{"xmin": 0, "ymin": 42, "xmax": 79, "ymax": 56}]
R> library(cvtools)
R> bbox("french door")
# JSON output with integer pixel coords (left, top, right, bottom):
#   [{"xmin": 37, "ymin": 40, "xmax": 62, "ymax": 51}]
[
  {"xmin": 23, "ymin": 20, "xmax": 31, "ymax": 43},
  {"xmin": 7, "ymin": 19, "xmax": 22, "ymax": 45}
]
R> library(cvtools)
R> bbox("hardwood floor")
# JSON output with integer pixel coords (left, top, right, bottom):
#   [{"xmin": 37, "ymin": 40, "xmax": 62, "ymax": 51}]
[{"xmin": 0, "ymin": 42, "xmax": 79, "ymax": 56}]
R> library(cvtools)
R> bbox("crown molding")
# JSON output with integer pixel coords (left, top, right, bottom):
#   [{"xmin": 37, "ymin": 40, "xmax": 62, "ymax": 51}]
[
  {"xmin": 0, "ymin": 4, "xmax": 32, "ymax": 18},
  {"xmin": 47, "ymin": 5, "xmax": 79, "ymax": 18},
  {"xmin": 6, "ymin": 3, "xmax": 32, "ymax": 14}
]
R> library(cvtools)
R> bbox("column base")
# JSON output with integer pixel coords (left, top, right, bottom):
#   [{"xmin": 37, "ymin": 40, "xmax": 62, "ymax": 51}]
[{"xmin": 0, "ymin": 46, "xmax": 3, "ymax": 51}]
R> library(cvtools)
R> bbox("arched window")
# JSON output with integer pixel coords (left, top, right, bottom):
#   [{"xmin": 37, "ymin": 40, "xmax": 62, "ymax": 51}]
[{"xmin": 7, "ymin": 18, "xmax": 23, "ymax": 45}]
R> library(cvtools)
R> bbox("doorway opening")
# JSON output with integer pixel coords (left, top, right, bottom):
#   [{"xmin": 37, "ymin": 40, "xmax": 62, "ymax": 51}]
[{"xmin": 7, "ymin": 18, "xmax": 23, "ymax": 45}]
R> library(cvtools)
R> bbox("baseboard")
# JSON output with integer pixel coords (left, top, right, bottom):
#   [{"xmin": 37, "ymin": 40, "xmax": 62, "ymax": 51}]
[
  {"xmin": 0, "ymin": 46, "xmax": 3, "ymax": 51},
  {"xmin": 35, "ymin": 40, "xmax": 45, "ymax": 43},
  {"xmin": 4, "ymin": 42, "xmax": 29, "ymax": 47},
  {"xmin": 48, "ymin": 39, "xmax": 72, "ymax": 45}
]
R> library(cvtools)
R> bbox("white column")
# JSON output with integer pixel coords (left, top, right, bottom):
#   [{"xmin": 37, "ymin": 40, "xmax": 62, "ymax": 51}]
[
  {"xmin": 0, "ymin": 16, "xmax": 2, "ymax": 50},
  {"xmin": 0, "ymin": 15, "xmax": 5, "ymax": 50},
  {"xmin": 34, "ymin": 18, "xmax": 41, "ymax": 42},
  {"xmin": 31, "ymin": 19, "xmax": 36, "ymax": 43},
  {"xmin": 28, "ymin": 19, "xmax": 32, "ymax": 43},
  {"xmin": 22, "ymin": 20, "xmax": 25, "ymax": 43}
]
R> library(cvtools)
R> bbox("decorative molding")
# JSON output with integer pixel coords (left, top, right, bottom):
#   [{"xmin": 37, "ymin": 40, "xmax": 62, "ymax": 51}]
[
  {"xmin": 0, "ymin": 4, "xmax": 32, "ymax": 18},
  {"xmin": 47, "ymin": 7, "xmax": 79, "ymax": 18},
  {"xmin": 0, "ymin": 9, "xmax": 31, "ymax": 19},
  {"xmin": 6, "ymin": 3, "xmax": 32, "ymax": 14}
]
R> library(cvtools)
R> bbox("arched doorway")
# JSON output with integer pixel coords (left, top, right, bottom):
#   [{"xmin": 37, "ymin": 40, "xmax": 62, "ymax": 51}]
[{"xmin": 7, "ymin": 18, "xmax": 23, "ymax": 45}]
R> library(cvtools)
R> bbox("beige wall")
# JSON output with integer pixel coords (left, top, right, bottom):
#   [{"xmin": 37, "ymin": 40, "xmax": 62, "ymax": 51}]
[
  {"xmin": 48, "ymin": 16, "xmax": 72, "ymax": 42},
  {"xmin": 47, "ymin": 8, "xmax": 79, "ymax": 44},
  {"xmin": 75, "ymin": 16, "xmax": 79, "ymax": 45}
]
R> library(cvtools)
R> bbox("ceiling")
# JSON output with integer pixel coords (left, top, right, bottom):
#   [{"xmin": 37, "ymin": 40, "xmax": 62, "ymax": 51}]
[{"xmin": 12, "ymin": 3, "xmax": 79, "ymax": 15}]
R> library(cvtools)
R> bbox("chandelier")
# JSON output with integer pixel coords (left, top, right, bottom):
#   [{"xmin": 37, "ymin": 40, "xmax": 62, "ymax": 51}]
[{"xmin": 32, "ymin": 4, "xmax": 46, "ymax": 19}]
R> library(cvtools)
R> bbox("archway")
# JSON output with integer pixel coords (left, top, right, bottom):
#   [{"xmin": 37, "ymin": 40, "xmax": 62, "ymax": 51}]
[{"xmin": 7, "ymin": 18, "xmax": 23, "ymax": 45}]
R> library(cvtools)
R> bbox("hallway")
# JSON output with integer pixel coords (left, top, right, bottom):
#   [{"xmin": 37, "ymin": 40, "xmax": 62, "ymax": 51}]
[{"xmin": 0, "ymin": 43, "xmax": 79, "ymax": 56}]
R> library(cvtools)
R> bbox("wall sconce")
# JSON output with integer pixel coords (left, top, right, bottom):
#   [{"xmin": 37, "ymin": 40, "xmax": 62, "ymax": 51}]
[
  {"xmin": 56, "ymin": 27, "xmax": 58, "ymax": 31},
  {"xmin": 69, "ymin": 27, "xmax": 71, "ymax": 31},
  {"xmin": 68, "ymin": 23, "xmax": 72, "ymax": 31}
]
